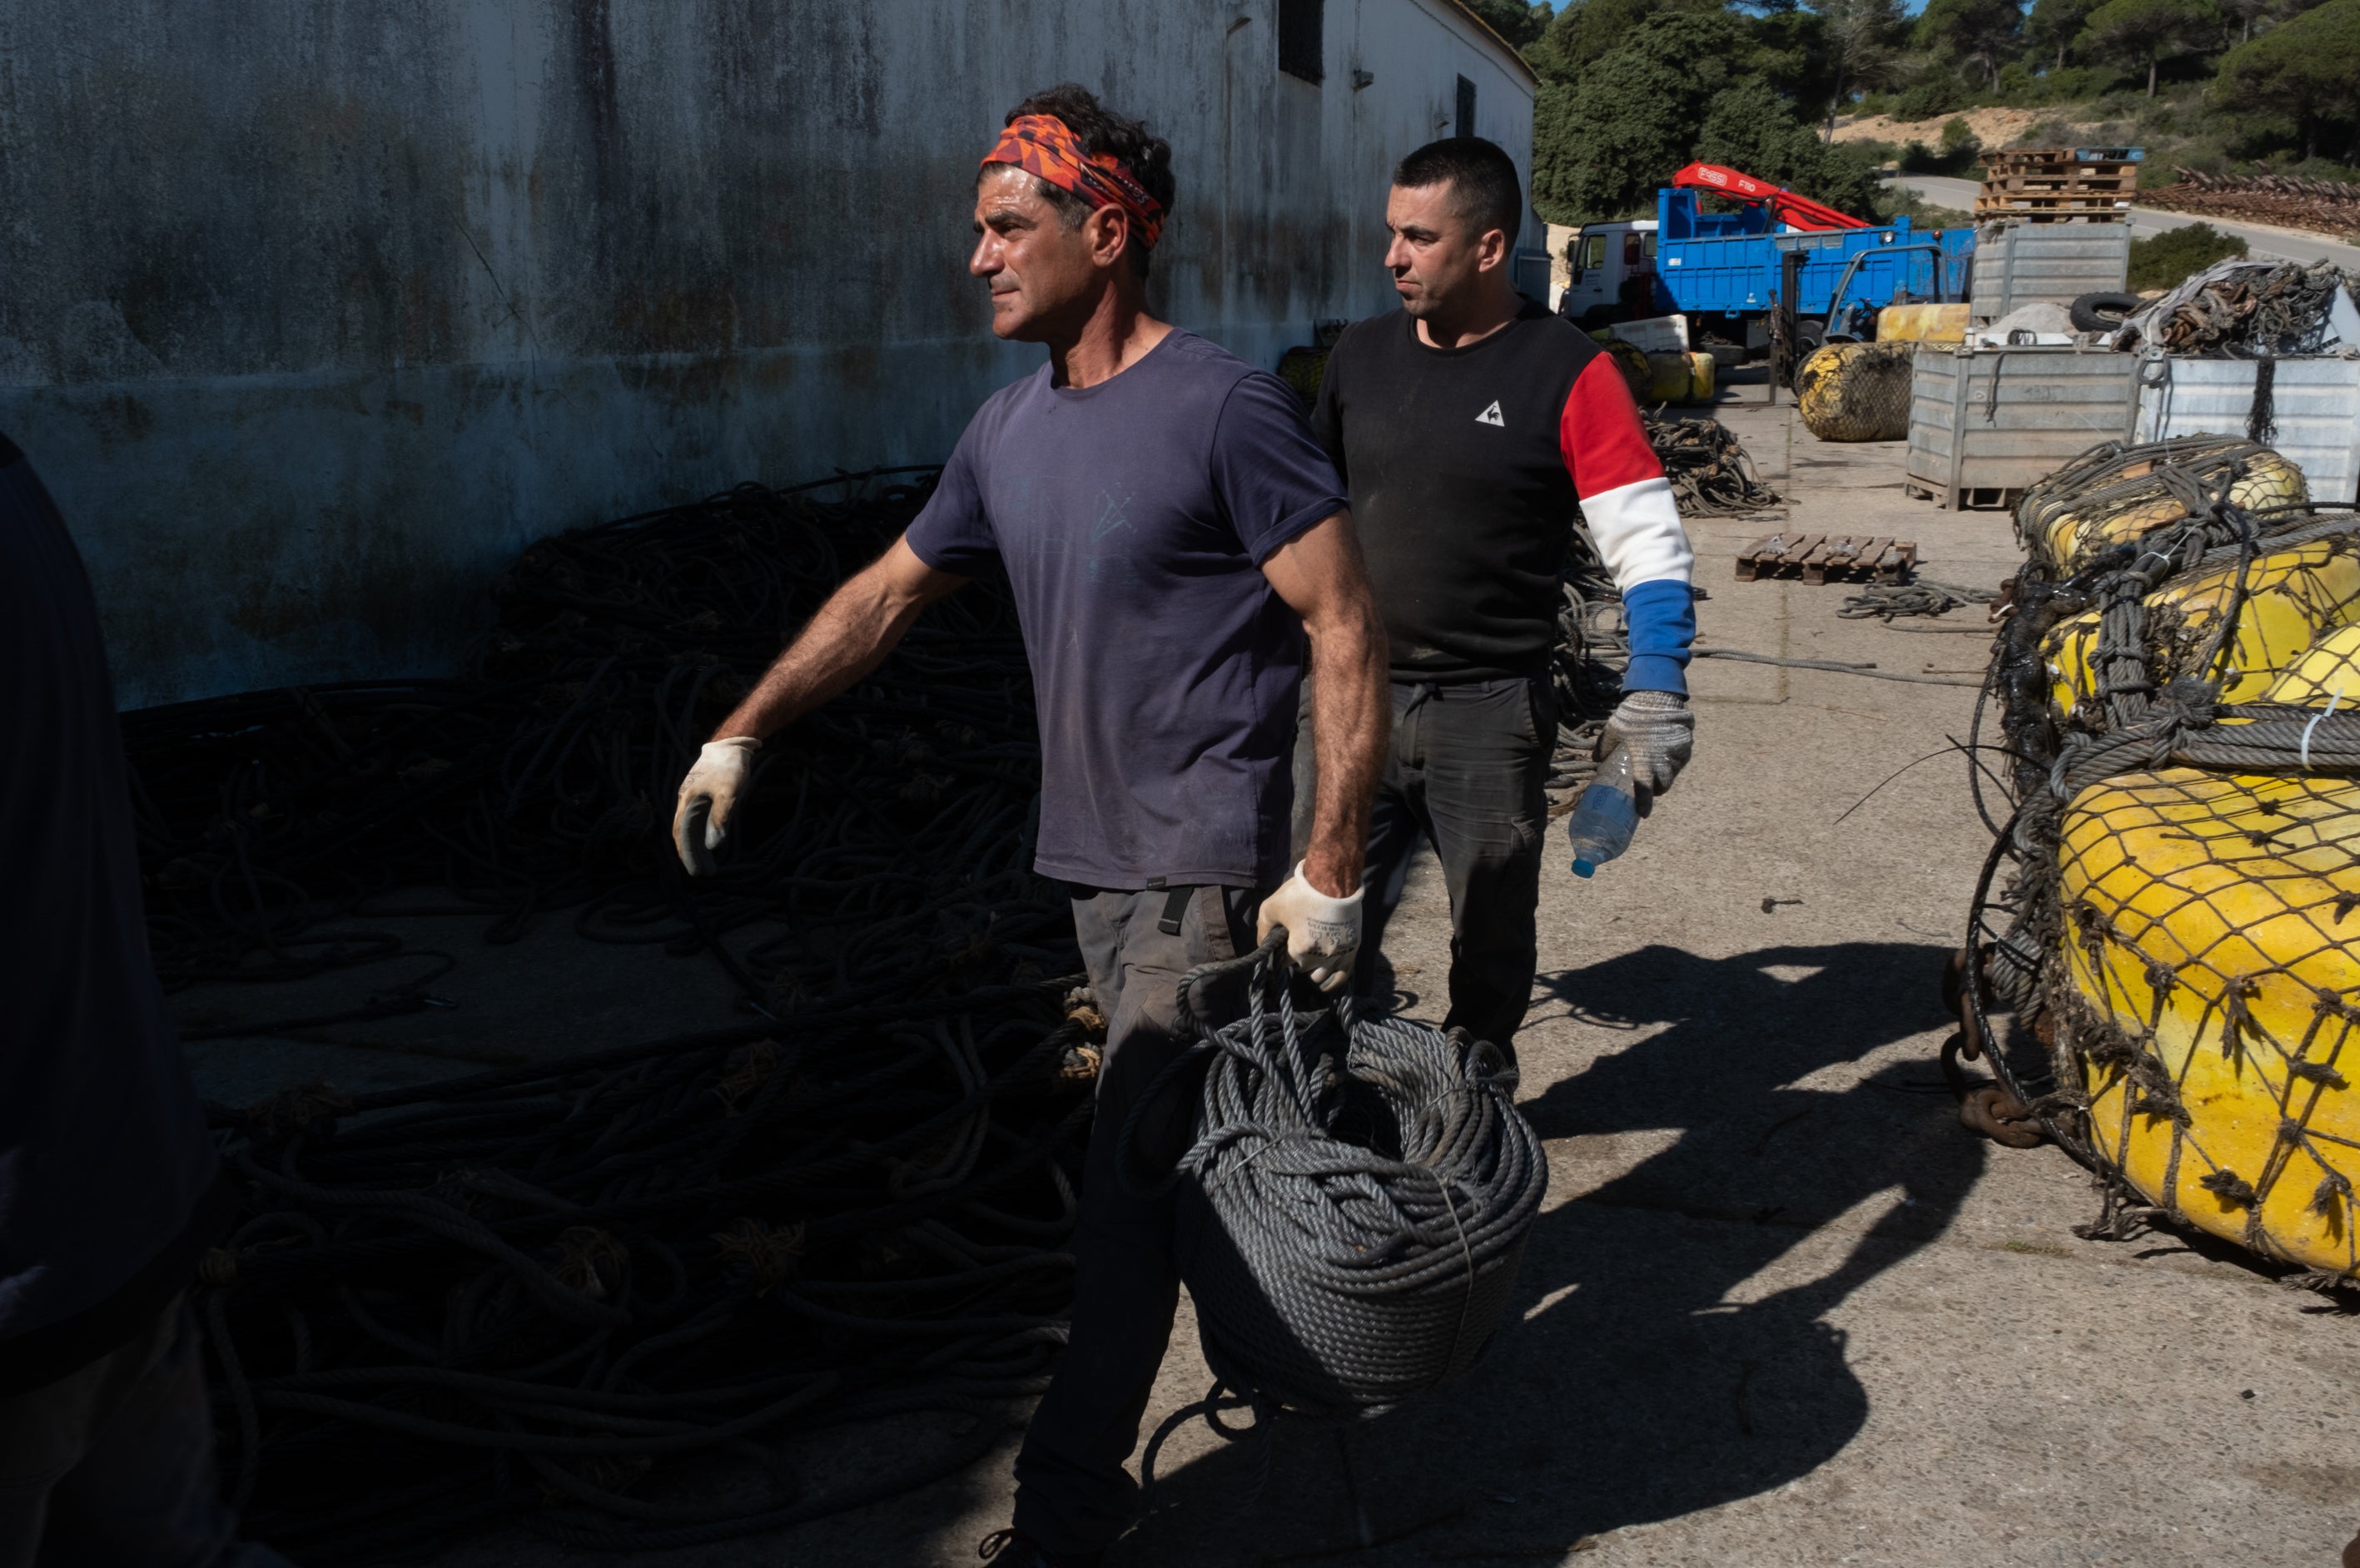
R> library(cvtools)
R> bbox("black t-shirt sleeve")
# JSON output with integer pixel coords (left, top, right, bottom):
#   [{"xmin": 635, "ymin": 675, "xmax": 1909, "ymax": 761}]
[{"xmin": 1308, "ymin": 336, "xmax": 1347, "ymax": 487}]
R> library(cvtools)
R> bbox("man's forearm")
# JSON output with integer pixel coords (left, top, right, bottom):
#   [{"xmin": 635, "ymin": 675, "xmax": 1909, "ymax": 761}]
[
  {"xmin": 1300, "ymin": 598, "xmax": 1389, "ymax": 896},
  {"xmin": 713, "ymin": 554, "xmax": 937, "ymax": 741}
]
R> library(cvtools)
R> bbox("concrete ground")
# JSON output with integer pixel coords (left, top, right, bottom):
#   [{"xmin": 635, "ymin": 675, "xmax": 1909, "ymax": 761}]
[
  {"xmin": 181, "ymin": 385, "xmax": 2360, "ymax": 1567},
  {"xmin": 1887, "ymin": 171, "xmax": 2360, "ymax": 272}
]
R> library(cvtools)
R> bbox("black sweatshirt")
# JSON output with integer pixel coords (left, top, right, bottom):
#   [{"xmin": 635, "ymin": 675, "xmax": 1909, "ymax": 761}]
[{"xmin": 1309, "ymin": 300, "xmax": 1695, "ymax": 691}]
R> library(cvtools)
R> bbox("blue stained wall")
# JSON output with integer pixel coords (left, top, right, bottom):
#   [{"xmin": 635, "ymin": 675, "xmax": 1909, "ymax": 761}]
[{"xmin": 0, "ymin": 0, "xmax": 1533, "ymax": 706}]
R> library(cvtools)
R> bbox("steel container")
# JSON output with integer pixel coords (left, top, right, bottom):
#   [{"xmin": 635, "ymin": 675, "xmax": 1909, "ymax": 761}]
[
  {"xmin": 1968, "ymin": 223, "xmax": 2132, "ymax": 321},
  {"xmin": 1905, "ymin": 344, "xmax": 2143, "ymax": 509},
  {"xmin": 2134, "ymin": 351, "xmax": 2360, "ymax": 505}
]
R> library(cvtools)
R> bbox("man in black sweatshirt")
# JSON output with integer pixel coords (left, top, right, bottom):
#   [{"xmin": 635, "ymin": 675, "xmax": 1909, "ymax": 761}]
[{"xmin": 1309, "ymin": 136, "xmax": 1698, "ymax": 1054}]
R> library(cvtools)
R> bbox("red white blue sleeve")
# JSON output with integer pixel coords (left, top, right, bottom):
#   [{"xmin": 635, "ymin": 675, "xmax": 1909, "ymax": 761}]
[{"xmin": 1559, "ymin": 354, "xmax": 1696, "ymax": 696}]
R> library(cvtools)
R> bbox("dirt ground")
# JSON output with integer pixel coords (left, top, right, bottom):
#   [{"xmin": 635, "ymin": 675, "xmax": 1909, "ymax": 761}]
[
  {"xmin": 182, "ymin": 377, "xmax": 2360, "ymax": 1568},
  {"xmin": 1831, "ymin": 107, "xmax": 2072, "ymax": 151}
]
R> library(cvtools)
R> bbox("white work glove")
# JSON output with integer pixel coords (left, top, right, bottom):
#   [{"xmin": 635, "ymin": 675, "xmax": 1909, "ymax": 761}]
[
  {"xmin": 1601, "ymin": 690, "xmax": 1693, "ymax": 807},
  {"xmin": 1255, "ymin": 861, "xmax": 1365, "ymax": 993},
  {"xmin": 671, "ymin": 737, "xmax": 761, "ymax": 876}
]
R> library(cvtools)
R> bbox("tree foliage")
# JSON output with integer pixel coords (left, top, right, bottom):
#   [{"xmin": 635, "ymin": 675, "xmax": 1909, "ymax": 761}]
[
  {"xmin": 1458, "ymin": 0, "xmax": 1556, "ymax": 48},
  {"xmin": 1695, "ymin": 77, "xmax": 1888, "ymax": 217},
  {"xmin": 1533, "ymin": 11, "xmax": 1748, "ymax": 221},
  {"xmin": 1917, "ymin": 0, "xmax": 2027, "ymax": 86},
  {"xmin": 2209, "ymin": 0, "xmax": 2360, "ymax": 159},
  {"xmin": 2076, "ymin": 0, "xmax": 2222, "ymax": 93}
]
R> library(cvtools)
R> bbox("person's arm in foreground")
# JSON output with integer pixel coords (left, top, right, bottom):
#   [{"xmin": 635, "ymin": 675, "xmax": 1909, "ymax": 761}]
[
  {"xmin": 1256, "ymin": 512, "xmax": 1389, "ymax": 988},
  {"xmin": 1561, "ymin": 352, "xmax": 1697, "ymax": 808},
  {"xmin": 671, "ymin": 538, "xmax": 968, "ymax": 873}
]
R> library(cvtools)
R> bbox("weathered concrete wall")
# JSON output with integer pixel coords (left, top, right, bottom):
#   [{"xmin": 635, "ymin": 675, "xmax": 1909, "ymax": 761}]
[{"xmin": 0, "ymin": 0, "xmax": 1533, "ymax": 706}]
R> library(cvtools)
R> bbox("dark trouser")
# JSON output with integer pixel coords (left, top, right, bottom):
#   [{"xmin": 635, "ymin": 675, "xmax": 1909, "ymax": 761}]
[
  {"xmin": 1012, "ymin": 882, "xmax": 1259, "ymax": 1556},
  {"xmin": 0, "ymin": 1298, "xmax": 294, "ymax": 1567},
  {"xmin": 1359, "ymin": 674, "xmax": 1556, "ymax": 1054}
]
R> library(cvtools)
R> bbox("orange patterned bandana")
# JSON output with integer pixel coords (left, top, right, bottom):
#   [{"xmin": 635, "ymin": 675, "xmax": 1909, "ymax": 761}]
[{"xmin": 982, "ymin": 113, "xmax": 1165, "ymax": 249}]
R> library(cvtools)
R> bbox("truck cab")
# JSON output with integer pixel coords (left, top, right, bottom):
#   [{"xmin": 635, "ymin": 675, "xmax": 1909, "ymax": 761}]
[{"xmin": 1556, "ymin": 221, "xmax": 1658, "ymax": 328}]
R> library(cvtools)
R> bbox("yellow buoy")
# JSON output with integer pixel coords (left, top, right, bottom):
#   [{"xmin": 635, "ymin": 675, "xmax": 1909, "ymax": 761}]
[
  {"xmin": 1875, "ymin": 302, "xmax": 1970, "ymax": 343},
  {"xmin": 2060, "ymin": 767, "xmax": 2360, "ymax": 1274},
  {"xmin": 2042, "ymin": 536, "xmax": 2360, "ymax": 717},
  {"xmin": 2030, "ymin": 449, "xmax": 2308, "ymax": 576},
  {"xmin": 1794, "ymin": 340, "xmax": 1914, "ymax": 441}
]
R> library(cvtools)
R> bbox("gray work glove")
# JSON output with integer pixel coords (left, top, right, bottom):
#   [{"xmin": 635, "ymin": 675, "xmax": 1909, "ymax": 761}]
[
  {"xmin": 671, "ymin": 736, "xmax": 761, "ymax": 876},
  {"xmin": 1600, "ymin": 690, "xmax": 1693, "ymax": 809}
]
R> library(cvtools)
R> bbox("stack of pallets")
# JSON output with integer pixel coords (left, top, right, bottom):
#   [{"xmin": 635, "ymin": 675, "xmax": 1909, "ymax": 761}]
[{"xmin": 1975, "ymin": 146, "xmax": 2139, "ymax": 224}]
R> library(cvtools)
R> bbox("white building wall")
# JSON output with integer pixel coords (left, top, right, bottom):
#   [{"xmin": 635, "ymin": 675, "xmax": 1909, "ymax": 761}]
[{"xmin": 0, "ymin": 0, "xmax": 1534, "ymax": 705}]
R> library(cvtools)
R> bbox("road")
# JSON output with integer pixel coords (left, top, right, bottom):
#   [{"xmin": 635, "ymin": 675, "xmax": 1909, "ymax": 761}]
[{"xmin": 1888, "ymin": 171, "xmax": 2360, "ymax": 271}]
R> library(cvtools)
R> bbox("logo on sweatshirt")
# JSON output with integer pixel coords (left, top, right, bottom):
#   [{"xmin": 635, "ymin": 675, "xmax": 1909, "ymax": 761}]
[{"xmin": 1474, "ymin": 400, "xmax": 1504, "ymax": 427}]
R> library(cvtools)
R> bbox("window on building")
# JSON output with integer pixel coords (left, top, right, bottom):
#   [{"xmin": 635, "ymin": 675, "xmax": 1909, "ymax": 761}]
[
  {"xmin": 1279, "ymin": 0, "xmax": 1323, "ymax": 83},
  {"xmin": 1454, "ymin": 76, "xmax": 1476, "ymax": 137}
]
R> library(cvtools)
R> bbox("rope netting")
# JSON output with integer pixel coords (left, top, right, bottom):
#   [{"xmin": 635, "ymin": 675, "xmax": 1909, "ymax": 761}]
[
  {"xmin": 125, "ymin": 473, "xmax": 1110, "ymax": 1558},
  {"xmin": 1960, "ymin": 434, "xmax": 2360, "ymax": 1286}
]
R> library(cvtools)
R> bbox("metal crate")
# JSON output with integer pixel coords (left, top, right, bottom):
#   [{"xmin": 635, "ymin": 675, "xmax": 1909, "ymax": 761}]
[
  {"xmin": 2134, "ymin": 351, "xmax": 2360, "ymax": 506},
  {"xmin": 1905, "ymin": 345, "xmax": 2144, "ymax": 509},
  {"xmin": 1969, "ymin": 223, "xmax": 2132, "ymax": 320}
]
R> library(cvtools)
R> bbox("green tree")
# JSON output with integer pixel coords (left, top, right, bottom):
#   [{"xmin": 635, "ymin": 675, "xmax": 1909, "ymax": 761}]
[
  {"xmin": 2209, "ymin": 0, "xmax": 2360, "ymax": 158},
  {"xmin": 1458, "ymin": 0, "xmax": 1556, "ymax": 48},
  {"xmin": 1694, "ymin": 77, "xmax": 1888, "ymax": 216},
  {"xmin": 1533, "ymin": 11, "xmax": 1747, "ymax": 220},
  {"xmin": 1527, "ymin": 0, "xmax": 1662, "ymax": 77},
  {"xmin": 1915, "ymin": 0, "xmax": 2029, "ymax": 87},
  {"xmin": 1813, "ymin": 0, "xmax": 1910, "ymax": 135},
  {"xmin": 2027, "ymin": 0, "xmax": 2099, "ymax": 65},
  {"xmin": 2077, "ymin": 0, "xmax": 2222, "ymax": 93}
]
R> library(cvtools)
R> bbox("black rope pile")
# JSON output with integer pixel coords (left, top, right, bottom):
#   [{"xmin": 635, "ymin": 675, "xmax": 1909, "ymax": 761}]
[
  {"xmin": 121, "ymin": 472, "xmax": 1110, "ymax": 1557},
  {"xmin": 1132, "ymin": 938, "xmax": 1545, "ymax": 1477},
  {"xmin": 1642, "ymin": 411, "xmax": 1782, "ymax": 517},
  {"xmin": 1955, "ymin": 435, "xmax": 2360, "ymax": 1281},
  {"xmin": 1838, "ymin": 578, "xmax": 1996, "ymax": 621}
]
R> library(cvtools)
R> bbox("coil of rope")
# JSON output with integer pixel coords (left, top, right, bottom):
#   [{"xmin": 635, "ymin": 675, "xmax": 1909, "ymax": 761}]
[{"xmin": 1126, "ymin": 935, "xmax": 1547, "ymax": 1478}]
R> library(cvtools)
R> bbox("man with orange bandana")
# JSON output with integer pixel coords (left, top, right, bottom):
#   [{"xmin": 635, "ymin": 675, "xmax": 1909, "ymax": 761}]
[{"xmin": 670, "ymin": 86, "xmax": 1389, "ymax": 1566}]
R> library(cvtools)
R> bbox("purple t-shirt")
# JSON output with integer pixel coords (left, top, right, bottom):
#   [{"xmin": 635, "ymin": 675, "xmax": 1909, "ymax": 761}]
[{"xmin": 906, "ymin": 330, "xmax": 1345, "ymax": 891}]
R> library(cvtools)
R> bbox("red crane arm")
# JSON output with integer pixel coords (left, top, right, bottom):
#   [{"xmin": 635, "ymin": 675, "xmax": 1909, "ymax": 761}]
[{"xmin": 1670, "ymin": 162, "xmax": 1870, "ymax": 231}]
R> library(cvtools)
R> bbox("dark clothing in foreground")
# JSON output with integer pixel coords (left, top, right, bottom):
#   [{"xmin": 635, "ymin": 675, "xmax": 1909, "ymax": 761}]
[
  {"xmin": 0, "ymin": 434, "xmax": 226, "ymax": 1392},
  {"xmin": 1012, "ymin": 884, "xmax": 1258, "ymax": 1554},
  {"xmin": 904, "ymin": 329, "xmax": 1346, "ymax": 891},
  {"xmin": 0, "ymin": 1300, "xmax": 291, "ymax": 1566},
  {"xmin": 1359, "ymin": 676, "xmax": 1556, "ymax": 1053}
]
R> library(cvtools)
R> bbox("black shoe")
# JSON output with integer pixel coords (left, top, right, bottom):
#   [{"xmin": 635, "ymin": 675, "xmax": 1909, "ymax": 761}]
[{"xmin": 976, "ymin": 1526, "xmax": 1103, "ymax": 1568}]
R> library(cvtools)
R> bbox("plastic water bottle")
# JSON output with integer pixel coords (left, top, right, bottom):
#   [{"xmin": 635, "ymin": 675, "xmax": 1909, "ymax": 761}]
[{"xmin": 1565, "ymin": 747, "xmax": 1638, "ymax": 878}]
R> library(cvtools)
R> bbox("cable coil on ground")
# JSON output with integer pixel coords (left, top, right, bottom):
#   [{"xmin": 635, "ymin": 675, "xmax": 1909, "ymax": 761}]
[{"xmin": 1132, "ymin": 936, "xmax": 1546, "ymax": 1465}]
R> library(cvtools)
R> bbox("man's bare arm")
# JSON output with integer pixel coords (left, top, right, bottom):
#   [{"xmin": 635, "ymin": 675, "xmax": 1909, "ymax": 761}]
[
  {"xmin": 672, "ymin": 536, "xmax": 965, "ymax": 874},
  {"xmin": 714, "ymin": 536, "xmax": 968, "ymax": 741},
  {"xmin": 1259, "ymin": 513, "xmax": 1389, "ymax": 897}
]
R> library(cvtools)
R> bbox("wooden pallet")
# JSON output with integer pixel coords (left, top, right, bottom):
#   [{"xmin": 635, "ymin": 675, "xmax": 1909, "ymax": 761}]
[{"xmin": 1734, "ymin": 533, "xmax": 1917, "ymax": 583}]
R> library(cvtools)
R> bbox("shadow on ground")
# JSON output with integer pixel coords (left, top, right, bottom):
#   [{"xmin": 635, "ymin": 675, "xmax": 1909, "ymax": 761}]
[{"xmin": 1105, "ymin": 940, "xmax": 1985, "ymax": 1565}]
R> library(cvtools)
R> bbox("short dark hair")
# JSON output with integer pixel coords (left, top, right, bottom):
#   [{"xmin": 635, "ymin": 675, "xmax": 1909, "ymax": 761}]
[
  {"xmin": 1000, "ymin": 84, "xmax": 1175, "ymax": 280},
  {"xmin": 1392, "ymin": 136, "xmax": 1524, "ymax": 243}
]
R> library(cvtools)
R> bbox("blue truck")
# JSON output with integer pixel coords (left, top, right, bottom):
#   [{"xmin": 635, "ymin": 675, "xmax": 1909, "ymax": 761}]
[{"xmin": 1557, "ymin": 171, "xmax": 1977, "ymax": 361}]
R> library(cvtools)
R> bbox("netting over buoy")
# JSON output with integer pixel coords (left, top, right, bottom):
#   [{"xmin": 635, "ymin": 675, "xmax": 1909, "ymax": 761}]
[{"xmin": 1795, "ymin": 340, "xmax": 1915, "ymax": 441}]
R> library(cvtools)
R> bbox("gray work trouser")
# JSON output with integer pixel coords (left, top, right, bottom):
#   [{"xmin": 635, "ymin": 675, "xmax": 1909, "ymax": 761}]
[
  {"xmin": 0, "ymin": 1298, "xmax": 295, "ymax": 1568},
  {"xmin": 1359, "ymin": 674, "xmax": 1557, "ymax": 1054},
  {"xmin": 1011, "ymin": 881, "xmax": 1259, "ymax": 1556}
]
